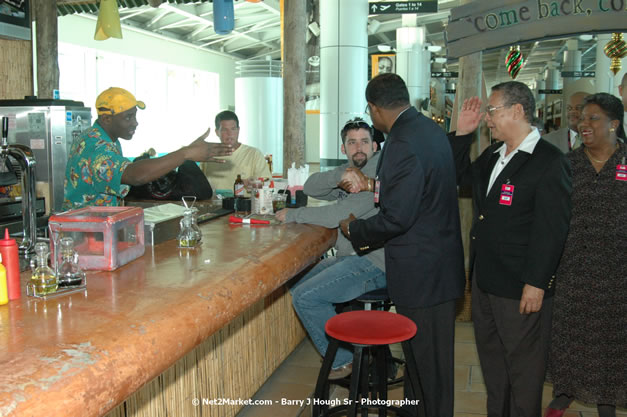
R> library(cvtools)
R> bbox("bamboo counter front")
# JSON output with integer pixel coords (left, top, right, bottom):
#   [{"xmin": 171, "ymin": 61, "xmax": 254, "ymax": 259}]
[{"xmin": 0, "ymin": 216, "xmax": 336, "ymax": 417}]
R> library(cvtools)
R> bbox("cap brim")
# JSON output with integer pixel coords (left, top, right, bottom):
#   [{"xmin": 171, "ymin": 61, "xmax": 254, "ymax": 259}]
[{"xmin": 136, "ymin": 100, "xmax": 146, "ymax": 110}]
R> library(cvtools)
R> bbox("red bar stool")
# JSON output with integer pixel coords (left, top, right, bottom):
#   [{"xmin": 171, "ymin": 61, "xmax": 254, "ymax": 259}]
[
  {"xmin": 351, "ymin": 288, "xmax": 403, "ymax": 386},
  {"xmin": 312, "ymin": 310, "xmax": 421, "ymax": 417}
]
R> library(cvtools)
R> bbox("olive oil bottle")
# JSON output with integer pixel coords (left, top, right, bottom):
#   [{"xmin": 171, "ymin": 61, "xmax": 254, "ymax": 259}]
[{"xmin": 30, "ymin": 242, "xmax": 58, "ymax": 295}]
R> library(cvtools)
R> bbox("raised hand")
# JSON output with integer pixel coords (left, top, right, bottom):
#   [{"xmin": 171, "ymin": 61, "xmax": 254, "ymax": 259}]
[{"xmin": 457, "ymin": 97, "xmax": 484, "ymax": 136}]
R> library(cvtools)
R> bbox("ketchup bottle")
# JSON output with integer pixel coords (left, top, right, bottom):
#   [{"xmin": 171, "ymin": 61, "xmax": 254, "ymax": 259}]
[{"xmin": 0, "ymin": 229, "xmax": 20, "ymax": 300}]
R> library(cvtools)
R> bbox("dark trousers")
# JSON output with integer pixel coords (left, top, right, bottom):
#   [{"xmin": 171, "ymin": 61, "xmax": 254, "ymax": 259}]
[
  {"xmin": 471, "ymin": 278, "xmax": 553, "ymax": 417},
  {"xmin": 396, "ymin": 299, "xmax": 456, "ymax": 417}
]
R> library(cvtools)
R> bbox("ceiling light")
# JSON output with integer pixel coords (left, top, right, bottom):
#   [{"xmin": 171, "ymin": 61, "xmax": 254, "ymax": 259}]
[
  {"xmin": 377, "ymin": 45, "xmax": 392, "ymax": 53},
  {"xmin": 427, "ymin": 45, "xmax": 442, "ymax": 52},
  {"xmin": 434, "ymin": 57, "xmax": 447, "ymax": 63},
  {"xmin": 579, "ymin": 34, "xmax": 593, "ymax": 41}
]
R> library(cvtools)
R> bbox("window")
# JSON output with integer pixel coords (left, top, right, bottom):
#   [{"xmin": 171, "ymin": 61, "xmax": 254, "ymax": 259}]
[{"xmin": 59, "ymin": 43, "xmax": 220, "ymax": 158}]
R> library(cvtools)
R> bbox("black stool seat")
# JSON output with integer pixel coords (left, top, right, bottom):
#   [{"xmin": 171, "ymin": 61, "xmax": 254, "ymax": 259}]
[
  {"xmin": 353, "ymin": 288, "xmax": 392, "ymax": 312},
  {"xmin": 355, "ymin": 288, "xmax": 389, "ymax": 303}
]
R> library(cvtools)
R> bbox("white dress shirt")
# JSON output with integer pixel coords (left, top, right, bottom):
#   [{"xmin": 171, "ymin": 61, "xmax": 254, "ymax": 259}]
[
  {"xmin": 487, "ymin": 128, "xmax": 541, "ymax": 195},
  {"xmin": 568, "ymin": 129, "xmax": 578, "ymax": 150}
]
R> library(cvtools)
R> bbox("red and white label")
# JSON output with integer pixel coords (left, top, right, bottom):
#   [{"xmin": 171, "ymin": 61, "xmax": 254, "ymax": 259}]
[
  {"xmin": 499, "ymin": 184, "xmax": 514, "ymax": 206},
  {"xmin": 616, "ymin": 164, "xmax": 627, "ymax": 181}
]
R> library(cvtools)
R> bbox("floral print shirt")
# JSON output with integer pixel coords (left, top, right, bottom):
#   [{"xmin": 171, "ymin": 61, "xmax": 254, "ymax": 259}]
[{"xmin": 63, "ymin": 122, "xmax": 131, "ymax": 209}]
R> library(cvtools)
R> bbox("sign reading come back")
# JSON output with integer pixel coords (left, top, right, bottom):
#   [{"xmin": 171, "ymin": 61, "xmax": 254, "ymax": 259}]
[{"xmin": 447, "ymin": 0, "xmax": 626, "ymax": 58}]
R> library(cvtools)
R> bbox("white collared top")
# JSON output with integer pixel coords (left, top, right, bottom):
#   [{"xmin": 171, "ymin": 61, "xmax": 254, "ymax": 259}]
[{"xmin": 487, "ymin": 127, "xmax": 541, "ymax": 195}]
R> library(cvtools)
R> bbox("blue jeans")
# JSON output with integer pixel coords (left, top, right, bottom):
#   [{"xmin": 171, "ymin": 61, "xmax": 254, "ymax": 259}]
[{"xmin": 290, "ymin": 255, "xmax": 386, "ymax": 369}]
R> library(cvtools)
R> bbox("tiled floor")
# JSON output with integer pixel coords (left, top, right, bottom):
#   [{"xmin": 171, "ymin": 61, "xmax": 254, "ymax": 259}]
[{"xmin": 236, "ymin": 321, "xmax": 626, "ymax": 417}]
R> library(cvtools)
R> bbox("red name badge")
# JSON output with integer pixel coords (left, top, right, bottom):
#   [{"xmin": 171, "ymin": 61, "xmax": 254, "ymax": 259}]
[
  {"xmin": 616, "ymin": 164, "xmax": 627, "ymax": 181},
  {"xmin": 499, "ymin": 184, "xmax": 514, "ymax": 206},
  {"xmin": 374, "ymin": 180, "xmax": 381, "ymax": 203}
]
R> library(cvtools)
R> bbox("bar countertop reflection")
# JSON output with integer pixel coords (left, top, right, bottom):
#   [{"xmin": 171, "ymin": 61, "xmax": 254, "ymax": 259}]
[{"xmin": 0, "ymin": 216, "xmax": 336, "ymax": 417}]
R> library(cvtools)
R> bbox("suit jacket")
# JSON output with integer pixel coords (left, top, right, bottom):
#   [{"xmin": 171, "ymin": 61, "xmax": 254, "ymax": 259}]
[
  {"xmin": 349, "ymin": 107, "xmax": 465, "ymax": 308},
  {"xmin": 543, "ymin": 127, "xmax": 576, "ymax": 153},
  {"xmin": 449, "ymin": 132, "xmax": 572, "ymax": 299}
]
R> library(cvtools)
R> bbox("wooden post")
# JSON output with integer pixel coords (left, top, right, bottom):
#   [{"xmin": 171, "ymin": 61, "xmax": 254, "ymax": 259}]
[
  {"xmin": 455, "ymin": 51, "xmax": 482, "ymax": 278},
  {"xmin": 33, "ymin": 0, "xmax": 59, "ymax": 99},
  {"xmin": 282, "ymin": 0, "xmax": 306, "ymax": 176}
]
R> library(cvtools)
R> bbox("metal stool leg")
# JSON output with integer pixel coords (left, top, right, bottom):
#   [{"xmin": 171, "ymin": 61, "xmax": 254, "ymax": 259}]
[
  {"xmin": 361, "ymin": 347, "xmax": 373, "ymax": 417},
  {"xmin": 375, "ymin": 346, "xmax": 388, "ymax": 417},
  {"xmin": 313, "ymin": 339, "xmax": 340, "ymax": 417},
  {"xmin": 347, "ymin": 346, "xmax": 363, "ymax": 417}
]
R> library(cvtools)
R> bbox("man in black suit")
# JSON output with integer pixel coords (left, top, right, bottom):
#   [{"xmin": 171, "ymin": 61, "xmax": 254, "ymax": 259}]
[
  {"xmin": 339, "ymin": 73, "xmax": 465, "ymax": 417},
  {"xmin": 449, "ymin": 83, "xmax": 572, "ymax": 417}
]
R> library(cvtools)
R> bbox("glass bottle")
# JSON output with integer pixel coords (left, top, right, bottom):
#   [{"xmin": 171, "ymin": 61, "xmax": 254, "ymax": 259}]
[
  {"xmin": 190, "ymin": 207, "xmax": 202, "ymax": 244},
  {"xmin": 178, "ymin": 209, "xmax": 198, "ymax": 248},
  {"xmin": 234, "ymin": 174, "xmax": 245, "ymax": 197},
  {"xmin": 30, "ymin": 242, "xmax": 58, "ymax": 295},
  {"xmin": 57, "ymin": 237, "xmax": 85, "ymax": 287}
]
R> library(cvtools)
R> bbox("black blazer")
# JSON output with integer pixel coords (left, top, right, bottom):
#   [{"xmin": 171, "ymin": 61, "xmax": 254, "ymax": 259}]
[
  {"xmin": 349, "ymin": 107, "xmax": 465, "ymax": 308},
  {"xmin": 449, "ymin": 132, "xmax": 572, "ymax": 299}
]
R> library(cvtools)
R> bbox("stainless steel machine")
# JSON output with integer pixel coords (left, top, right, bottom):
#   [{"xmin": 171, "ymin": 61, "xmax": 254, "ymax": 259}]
[{"xmin": 0, "ymin": 99, "xmax": 92, "ymax": 214}]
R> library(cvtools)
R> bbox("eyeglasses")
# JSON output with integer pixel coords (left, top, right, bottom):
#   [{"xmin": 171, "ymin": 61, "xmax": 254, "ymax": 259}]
[
  {"xmin": 364, "ymin": 104, "xmax": 370, "ymax": 115},
  {"xmin": 566, "ymin": 105, "xmax": 584, "ymax": 112},
  {"xmin": 343, "ymin": 117, "xmax": 370, "ymax": 131},
  {"xmin": 485, "ymin": 104, "xmax": 508, "ymax": 116}
]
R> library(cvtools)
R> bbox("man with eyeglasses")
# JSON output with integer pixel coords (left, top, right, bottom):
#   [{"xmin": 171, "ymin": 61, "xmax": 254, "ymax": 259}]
[
  {"xmin": 275, "ymin": 118, "xmax": 384, "ymax": 380},
  {"xmin": 339, "ymin": 74, "xmax": 465, "ymax": 417},
  {"xmin": 448, "ymin": 82, "xmax": 572, "ymax": 417},
  {"xmin": 543, "ymin": 91, "xmax": 589, "ymax": 153}
]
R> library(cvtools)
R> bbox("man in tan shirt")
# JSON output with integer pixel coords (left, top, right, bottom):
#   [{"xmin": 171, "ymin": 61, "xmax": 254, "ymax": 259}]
[{"xmin": 200, "ymin": 110, "xmax": 271, "ymax": 194}]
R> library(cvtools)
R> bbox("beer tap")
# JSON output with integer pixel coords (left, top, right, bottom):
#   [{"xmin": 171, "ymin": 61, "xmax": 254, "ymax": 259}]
[{"xmin": 1, "ymin": 116, "xmax": 38, "ymax": 259}]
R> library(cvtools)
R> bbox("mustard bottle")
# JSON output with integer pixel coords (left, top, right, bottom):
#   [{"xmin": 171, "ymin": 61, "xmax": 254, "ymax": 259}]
[{"xmin": 0, "ymin": 254, "xmax": 8, "ymax": 305}]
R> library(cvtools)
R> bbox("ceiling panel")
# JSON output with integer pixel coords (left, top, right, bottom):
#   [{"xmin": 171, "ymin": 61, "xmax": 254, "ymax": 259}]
[{"xmin": 57, "ymin": 0, "xmax": 600, "ymax": 88}]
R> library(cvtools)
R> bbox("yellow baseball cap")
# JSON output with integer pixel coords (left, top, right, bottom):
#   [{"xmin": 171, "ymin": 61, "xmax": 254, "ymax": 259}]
[{"xmin": 95, "ymin": 87, "xmax": 146, "ymax": 115}]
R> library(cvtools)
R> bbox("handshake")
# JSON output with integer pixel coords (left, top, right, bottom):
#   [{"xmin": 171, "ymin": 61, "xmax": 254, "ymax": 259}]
[{"xmin": 338, "ymin": 167, "xmax": 374, "ymax": 194}]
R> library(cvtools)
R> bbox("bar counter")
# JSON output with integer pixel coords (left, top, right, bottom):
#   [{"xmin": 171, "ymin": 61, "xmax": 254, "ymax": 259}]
[{"xmin": 0, "ymin": 215, "xmax": 336, "ymax": 417}]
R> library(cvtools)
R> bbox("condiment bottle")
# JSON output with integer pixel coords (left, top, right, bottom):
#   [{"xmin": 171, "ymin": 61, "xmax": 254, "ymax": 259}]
[
  {"xmin": 30, "ymin": 242, "xmax": 57, "ymax": 296},
  {"xmin": 0, "ymin": 254, "xmax": 8, "ymax": 305},
  {"xmin": 190, "ymin": 207, "xmax": 202, "ymax": 244},
  {"xmin": 0, "ymin": 229, "xmax": 20, "ymax": 300},
  {"xmin": 177, "ymin": 209, "xmax": 198, "ymax": 249},
  {"xmin": 234, "ymin": 174, "xmax": 245, "ymax": 197},
  {"xmin": 57, "ymin": 237, "xmax": 85, "ymax": 287}
]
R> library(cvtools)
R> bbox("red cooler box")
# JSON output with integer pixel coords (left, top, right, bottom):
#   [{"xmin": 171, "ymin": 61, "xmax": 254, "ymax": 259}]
[{"xmin": 49, "ymin": 206, "xmax": 145, "ymax": 271}]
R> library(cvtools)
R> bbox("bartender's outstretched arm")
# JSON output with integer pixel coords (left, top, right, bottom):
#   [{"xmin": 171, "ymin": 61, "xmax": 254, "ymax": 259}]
[{"xmin": 121, "ymin": 128, "xmax": 232, "ymax": 186}]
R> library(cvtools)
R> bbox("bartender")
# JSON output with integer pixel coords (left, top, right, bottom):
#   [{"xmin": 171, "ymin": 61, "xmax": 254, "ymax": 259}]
[{"xmin": 63, "ymin": 87, "xmax": 232, "ymax": 209}]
